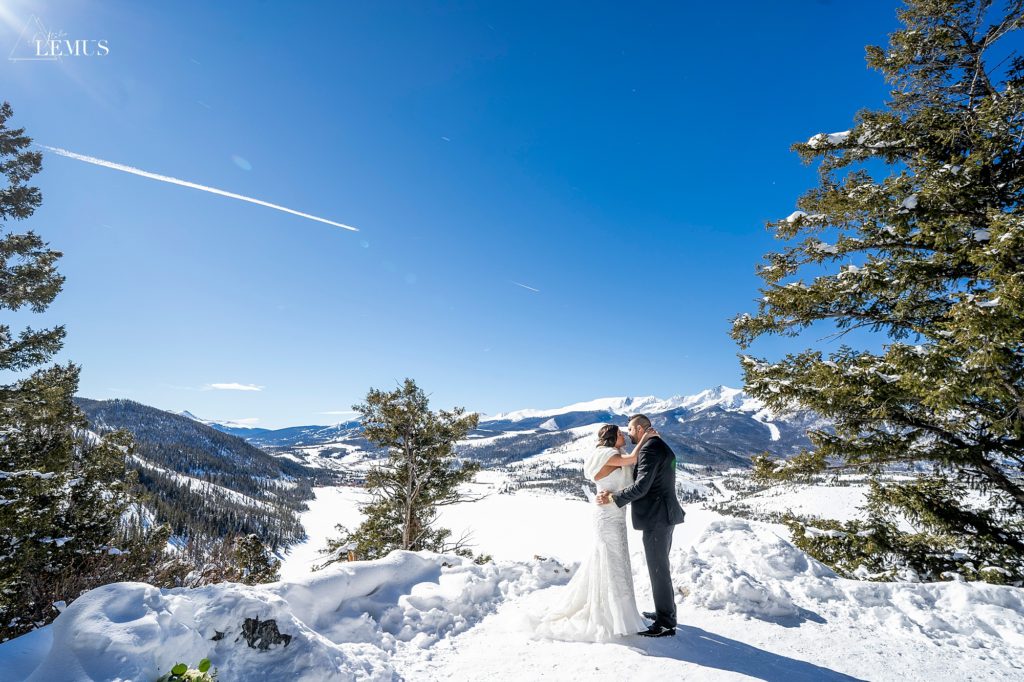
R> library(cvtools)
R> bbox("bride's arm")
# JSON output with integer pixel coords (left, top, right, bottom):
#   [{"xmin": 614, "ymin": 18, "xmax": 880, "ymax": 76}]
[
  {"xmin": 594, "ymin": 435, "xmax": 648, "ymax": 479},
  {"xmin": 593, "ymin": 463, "xmax": 618, "ymax": 480}
]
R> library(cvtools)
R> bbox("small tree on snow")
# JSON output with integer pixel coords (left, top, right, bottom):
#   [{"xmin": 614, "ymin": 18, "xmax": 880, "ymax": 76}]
[
  {"xmin": 318, "ymin": 379, "xmax": 480, "ymax": 566},
  {"xmin": 233, "ymin": 534, "xmax": 280, "ymax": 584},
  {"xmin": 732, "ymin": 1, "xmax": 1024, "ymax": 583}
]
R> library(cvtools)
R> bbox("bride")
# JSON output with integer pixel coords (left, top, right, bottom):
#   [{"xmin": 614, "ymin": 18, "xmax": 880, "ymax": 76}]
[{"xmin": 534, "ymin": 423, "xmax": 655, "ymax": 641}]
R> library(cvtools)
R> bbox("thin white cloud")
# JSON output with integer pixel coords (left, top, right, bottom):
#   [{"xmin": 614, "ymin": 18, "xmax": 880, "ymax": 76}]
[
  {"xmin": 319, "ymin": 410, "xmax": 358, "ymax": 416},
  {"xmin": 511, "ymin": 281, "xmax": 540, "ymax": 293},
  {"xmin": 41, "ymin": 145, "xmax": 360, "ymax": 232},
  {"xmin": 204, "ymin": 383, "xmax": 264, "ymax": 392}
]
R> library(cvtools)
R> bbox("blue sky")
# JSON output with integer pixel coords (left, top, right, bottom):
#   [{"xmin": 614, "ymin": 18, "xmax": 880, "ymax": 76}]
[{"xmin": 1, "ymin": 0, "xmax": 904, "ymax": 428}]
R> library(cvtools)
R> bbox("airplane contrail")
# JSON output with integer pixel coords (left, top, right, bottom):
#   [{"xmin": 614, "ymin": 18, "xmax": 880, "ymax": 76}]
[
  {"xmin": 511, "ymin": 281, "xmax": 540, "ymax": 293},
  {"xmin": 40, "ymin": 145, "xmax": 359, "ymax": 232}
]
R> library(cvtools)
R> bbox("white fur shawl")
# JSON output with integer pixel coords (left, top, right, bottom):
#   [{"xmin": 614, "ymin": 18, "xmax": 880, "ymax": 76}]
[{"xmin": 584, "ymin": 445, "xmax": 622, "ymax": 482}]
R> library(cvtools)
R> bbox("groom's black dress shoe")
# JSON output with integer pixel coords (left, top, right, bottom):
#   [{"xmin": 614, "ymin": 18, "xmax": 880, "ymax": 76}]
[
  {"xmin": 637, "ymin": 625, "xmax": 676, "ymax": 638},
  {"xmin": 642, "ymin": 611, "xmax": 657, "ymax": 621}
]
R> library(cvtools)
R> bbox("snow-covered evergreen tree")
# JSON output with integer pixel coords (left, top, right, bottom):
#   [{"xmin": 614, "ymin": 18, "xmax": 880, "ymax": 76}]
[
  {"xmin": 319, "ymin": 379, "xmax": 480, "ymax": 566},
  {"xmin": 0, "ymin": 102, "xmax": 174, "ymax": 640},
  {"xmin": 732, "ymin": 1, "xmax": 1024, "ymax": 583},
  {"xmin": 233, "ymin": 534, "xmax": 281, "ymax": 584}
]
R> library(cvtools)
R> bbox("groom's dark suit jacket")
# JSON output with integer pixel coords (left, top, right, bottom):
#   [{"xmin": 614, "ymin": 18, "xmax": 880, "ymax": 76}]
[{"xmin": 612, "ymin": 435, "xmax": 686, "ymax": 531}]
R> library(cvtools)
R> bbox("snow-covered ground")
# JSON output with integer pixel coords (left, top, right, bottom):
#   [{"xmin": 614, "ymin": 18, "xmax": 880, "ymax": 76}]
[
  {"xmin": 3, "ymin": 478, "xmax": 1023, "ymax": 681},
  {"xmin": 280, "ymin": 471, "xmax": 613, "ymax": 571},
  {"xmin": 713, "ymin": 480, "xmax": 872, "ymax": 522},
  {"xmin": 278, "ymin": 486, "xmax": 368, "ymax": 580}
]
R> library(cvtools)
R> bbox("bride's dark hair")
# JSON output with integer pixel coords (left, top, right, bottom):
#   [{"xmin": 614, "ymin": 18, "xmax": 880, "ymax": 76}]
[{"xmin": 597, "ymin": 424, "xmax": 619, "ymax": 447}]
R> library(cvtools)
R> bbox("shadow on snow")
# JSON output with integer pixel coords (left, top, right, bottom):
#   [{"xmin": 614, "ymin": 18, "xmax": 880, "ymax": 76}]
[{"xmin": 633, "ymin": 624, "xmax": 866, "ymax": 682}]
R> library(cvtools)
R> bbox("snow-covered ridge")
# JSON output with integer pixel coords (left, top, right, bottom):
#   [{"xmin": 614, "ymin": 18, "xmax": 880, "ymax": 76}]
[{"xmin": 483, "ymin": 385, "xmax": 766, "ymax": 423}]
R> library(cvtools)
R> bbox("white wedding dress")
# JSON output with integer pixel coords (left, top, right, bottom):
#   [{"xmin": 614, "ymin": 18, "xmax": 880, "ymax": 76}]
[{"xmin": 534, "ymin": 446, "xmax": 647, "ymax": 641}]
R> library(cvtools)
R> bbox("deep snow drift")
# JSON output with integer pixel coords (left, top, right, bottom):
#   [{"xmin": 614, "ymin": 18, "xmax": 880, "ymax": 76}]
[
  {"xmin": 10, "ymin": 551, "xmax": 572, "ymax": 681},
  {"xmin": 3, "ymin": 493, "xmax": 1023, "ymax": 681}
]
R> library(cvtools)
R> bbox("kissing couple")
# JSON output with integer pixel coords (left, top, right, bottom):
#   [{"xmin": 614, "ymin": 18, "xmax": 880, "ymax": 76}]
[{"xmin": 535, "ymin": 414, "xmax": 686, "ymax": 641}]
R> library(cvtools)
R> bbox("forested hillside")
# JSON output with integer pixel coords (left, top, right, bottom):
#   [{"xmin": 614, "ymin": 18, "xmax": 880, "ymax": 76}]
[{"xmin": 76, "ymin": 398, "xmax": 336, "ymax": 549}]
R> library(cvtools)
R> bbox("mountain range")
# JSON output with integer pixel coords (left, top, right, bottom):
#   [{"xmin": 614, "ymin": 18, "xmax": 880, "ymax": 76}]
[
  {"xmin": 180, "ymin": 385, "xmax": 826, "ymax": 471},
  {"xmin": 72, "ymin": 386, "xmax": 824, "ymax": 547}
]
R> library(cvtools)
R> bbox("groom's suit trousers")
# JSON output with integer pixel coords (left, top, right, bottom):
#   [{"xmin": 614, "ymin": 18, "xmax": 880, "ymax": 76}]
[{"xmin": 642, "ymin": 524, "xmax": 676, "ymax": 629}]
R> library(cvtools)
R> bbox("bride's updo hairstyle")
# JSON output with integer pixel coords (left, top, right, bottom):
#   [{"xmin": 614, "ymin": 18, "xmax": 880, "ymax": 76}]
[{"xmin": 597, "ymin": 424, "xmax": 619, "ymax": 447}]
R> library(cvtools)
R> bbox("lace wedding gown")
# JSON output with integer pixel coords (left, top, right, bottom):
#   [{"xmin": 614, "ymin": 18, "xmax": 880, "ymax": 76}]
[{"xmin": 534, "ymin": 447, "xmax": 647, "ymax": 641}]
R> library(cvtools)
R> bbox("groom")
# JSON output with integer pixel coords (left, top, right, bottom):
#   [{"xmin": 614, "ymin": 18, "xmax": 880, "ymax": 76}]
[{"xmin": 596, "ymin": 414, "xmax": 685, "ymax": 637}]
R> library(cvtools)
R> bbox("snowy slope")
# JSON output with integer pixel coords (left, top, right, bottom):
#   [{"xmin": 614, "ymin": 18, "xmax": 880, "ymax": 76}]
[
  {"xmin": 6, "ymin": 485, "xmax": 1023, "ymax": 681},
  {"xmin": 12, "ymin": 551, "xmax": 571, "ymax": 681},
  {"xmin": 398, "ymin": 510, "xmax": 1024, "ymax": 682},
  {"xmin": 130, "ymin": 455, "xmax": 277, "ymax": 512}
]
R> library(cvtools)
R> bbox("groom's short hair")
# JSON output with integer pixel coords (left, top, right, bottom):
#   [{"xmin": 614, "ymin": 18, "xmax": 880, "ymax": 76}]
[{"xmin": 628, "ymin": 414, "xmax": 651, "ymax": 429}]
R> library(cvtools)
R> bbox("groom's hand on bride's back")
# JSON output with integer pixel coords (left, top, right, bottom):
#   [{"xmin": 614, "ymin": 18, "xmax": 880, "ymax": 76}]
[{"xmin": 595, "ymin": 490, "xmax": 612, "ymax": 505}]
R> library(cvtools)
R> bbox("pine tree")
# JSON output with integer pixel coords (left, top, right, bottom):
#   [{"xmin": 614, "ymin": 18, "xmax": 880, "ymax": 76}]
[
  {"xmin": 233, "ymin": 534, "xmax": 281, "ymax": 584},
  {"xmin": 319, "ymin": 379, "xmax": 480, "ymax": 566},
  {"xmin": 0, "ymin": 101, "xmax": 171, "ymax": 640},
  {"xmin": 732, "ymin": 1, "xmax": 1024, "ymax": 583}
]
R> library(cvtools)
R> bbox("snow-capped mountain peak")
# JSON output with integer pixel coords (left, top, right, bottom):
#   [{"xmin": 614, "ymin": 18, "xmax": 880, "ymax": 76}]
[
  {"xmin": 678, "ymin": 385, "xmax": 763, "ymax": 413},
  {"xmin": 173, "ymin": 410, "xmax": 261, "ymax": 431},
  {"xmin": 482, "ymin": 385, "xmax": 763, "ymax": 423}
]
